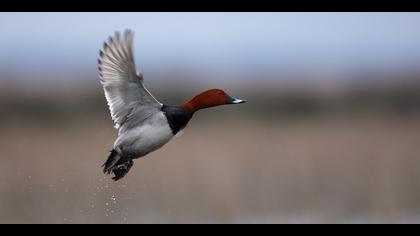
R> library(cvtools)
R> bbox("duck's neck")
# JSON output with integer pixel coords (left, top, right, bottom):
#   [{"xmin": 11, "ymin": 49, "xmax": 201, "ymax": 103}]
[
  {"xmin": 180, "ymin": 96, "xmax": 216, "ymax": 113},
  {"xmin": 180, "ymin": 101, "xmax": 198, "ymax": 113},
  {"xmin": 179, "ymin": 89, "xmax": 228, "ymax": 113}
]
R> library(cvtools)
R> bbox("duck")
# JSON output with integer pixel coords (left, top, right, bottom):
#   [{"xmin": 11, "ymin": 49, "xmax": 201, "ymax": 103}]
[{"xmin": 98, "ymin": 30, "xmax": 246, "ymax": 181}]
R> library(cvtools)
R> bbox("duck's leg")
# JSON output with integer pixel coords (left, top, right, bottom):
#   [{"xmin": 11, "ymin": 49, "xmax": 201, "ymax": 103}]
[
  {"xmin": 103, "ymin": 147, "xmax": 123, "ymax": 174},
  {"xmin": 112, "ymin": 159, "xmax": 134, "ymax": 181}
]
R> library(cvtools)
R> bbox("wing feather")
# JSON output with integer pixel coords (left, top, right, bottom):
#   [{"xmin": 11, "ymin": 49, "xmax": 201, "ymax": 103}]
[{"xmin": 98, "ymin": 30, "xmax": 162, "ymax": 130}]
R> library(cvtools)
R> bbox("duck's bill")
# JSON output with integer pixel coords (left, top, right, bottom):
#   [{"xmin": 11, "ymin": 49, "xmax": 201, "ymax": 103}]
[{"xmin": 227, "ymin": 97, "xmax": 246, "ymax": 104}]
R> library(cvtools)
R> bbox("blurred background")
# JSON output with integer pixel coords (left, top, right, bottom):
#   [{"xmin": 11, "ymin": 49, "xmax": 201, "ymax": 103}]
[{"xmin": 1, "ymin": 12, "xmax": 420, "ymax": 223}]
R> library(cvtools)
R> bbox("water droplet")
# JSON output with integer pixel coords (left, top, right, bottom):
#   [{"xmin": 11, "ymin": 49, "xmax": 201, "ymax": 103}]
[{"xmin": 111, "ymin": 195, "xmax": 117, "ymax": 203}]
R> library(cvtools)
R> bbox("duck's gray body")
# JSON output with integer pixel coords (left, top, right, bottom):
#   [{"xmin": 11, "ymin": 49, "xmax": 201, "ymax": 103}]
[{"xmin": 114, "ymin": 111, "xmax": 173, "ymax": 158}]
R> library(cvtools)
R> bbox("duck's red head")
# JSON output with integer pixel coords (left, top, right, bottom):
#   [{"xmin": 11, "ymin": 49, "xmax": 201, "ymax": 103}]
[{"xmin": 180, "ymin": 89, "xmax": 246, "ymax": 113}]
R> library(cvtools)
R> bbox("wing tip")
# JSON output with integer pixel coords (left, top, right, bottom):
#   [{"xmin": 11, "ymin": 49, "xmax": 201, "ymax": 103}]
[
  {"xmin": 98, "ymin": 29, "xmax": 135, "ymax": 61},
  {"xmin": 124, "ymin": 29, "xmax": 134, "ymax": 37}
]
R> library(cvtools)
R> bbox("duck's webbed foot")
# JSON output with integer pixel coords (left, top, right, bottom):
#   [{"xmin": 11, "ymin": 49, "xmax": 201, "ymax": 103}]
[{"xmin": 112, "ymin": 159, "xmax": 134, "ymax": 181}]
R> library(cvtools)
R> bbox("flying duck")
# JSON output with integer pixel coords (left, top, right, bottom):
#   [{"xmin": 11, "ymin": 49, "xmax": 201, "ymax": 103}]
[{"xmin": 98, "ymin": 30, "xmax": 245, "ymax": 181}]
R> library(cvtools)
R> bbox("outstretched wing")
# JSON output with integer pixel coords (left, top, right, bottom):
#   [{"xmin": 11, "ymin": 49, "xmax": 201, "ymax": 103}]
[{"xmin": 98, "ymin": 30, "xmax": 162, "ymax": 131}]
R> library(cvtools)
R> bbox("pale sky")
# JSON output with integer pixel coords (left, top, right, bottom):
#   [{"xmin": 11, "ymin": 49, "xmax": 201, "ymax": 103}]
[{"xmin": 1, "ymin": 12, "xmax": 420, "ymax": 81}]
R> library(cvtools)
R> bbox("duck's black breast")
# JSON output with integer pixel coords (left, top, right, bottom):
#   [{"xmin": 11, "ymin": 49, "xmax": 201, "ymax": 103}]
[{"xmin": 161, "ymin": 105, "xmax": 193, "ymax": 135}]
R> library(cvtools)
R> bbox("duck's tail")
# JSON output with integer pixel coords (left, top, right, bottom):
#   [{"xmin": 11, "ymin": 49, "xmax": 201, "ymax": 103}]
[{"xmin": 102, "ymin": 149, "xmax": 134, "ymax": 181}]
